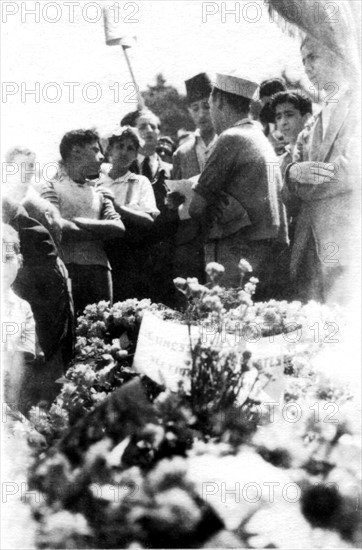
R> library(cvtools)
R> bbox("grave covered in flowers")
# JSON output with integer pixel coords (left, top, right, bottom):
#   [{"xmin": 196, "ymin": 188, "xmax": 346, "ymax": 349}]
[{"xmin": 23, "ymin": 261, "xmax": 361, "ymax": 549}]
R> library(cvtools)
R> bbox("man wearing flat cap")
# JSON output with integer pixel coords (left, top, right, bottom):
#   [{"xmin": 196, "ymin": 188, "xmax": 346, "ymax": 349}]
[
  {"xmin": 190, "ymin": 73, "xmax": 288, "ymax": 299},
  {"xmin": 172, "ymin": 73, "xmax": 217, "ymax": 282}
]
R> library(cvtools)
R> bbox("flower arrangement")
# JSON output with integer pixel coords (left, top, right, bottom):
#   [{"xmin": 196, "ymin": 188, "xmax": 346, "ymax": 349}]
[
  {"xmin": 30, "ymin": 299, "xmax": 180, "ymax": 442},
  {"xmin": 25, "ymin": 260, "xmax": 360, "ymax": 549},
  {"xmin": 29, "ymin": 372, "xmax": 361, "ymax": 548}
]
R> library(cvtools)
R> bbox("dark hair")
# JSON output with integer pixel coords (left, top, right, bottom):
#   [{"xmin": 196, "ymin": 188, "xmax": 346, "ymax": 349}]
[
  {"xmin": 120, "ymin": 110, "xmax": 140, "ymax": 127},
  {"xmin": 159, "ymin": 135, "xmax": 175, "ymax": 146},
  {"xmin": 259, "ymin": 78, "xmax": 287, "ymax": 99},
  {"xmin": 120, "ymin": 109, "xmax": 161, "ymax": 130},
  {"xmin": 156, "ymin": 136, "xmax": 176, "ymax": 157},
  {"xmin": 211, "ymin": 87, "xmax": 251, "ymax": 115},
  {"xmin": 108, "ymin": 126, "xmax": 142, "ymax": 150},
  {"xmin": 59, "ymin": 129, "xmax": 100, "ymax": 160},
  {"xmin": 270, "ymin": 91, "xmax": 313, "ymax": 118}
]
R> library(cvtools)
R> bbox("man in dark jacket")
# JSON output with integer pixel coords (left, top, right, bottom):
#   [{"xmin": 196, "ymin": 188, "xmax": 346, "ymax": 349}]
[{"xmin": 3, "ymin": 195, "xmax": 74, "ymax": 410}]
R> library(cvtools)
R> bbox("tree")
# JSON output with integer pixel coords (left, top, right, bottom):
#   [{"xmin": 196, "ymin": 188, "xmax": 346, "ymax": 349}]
[{"xmin": 142, "ymin": 73, "xmax": 194, "ymax": 140}]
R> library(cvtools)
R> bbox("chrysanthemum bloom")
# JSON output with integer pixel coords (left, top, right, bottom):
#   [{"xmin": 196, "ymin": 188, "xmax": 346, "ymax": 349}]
[
  {"xmin": 201, "ymin": 294, "xmax": 223, "ymax": 311},
  {"xmin": 188, "ymin": 282, "xmax": 208, "ymax": 299},
  {"xmin": 173, "ymin": 277, "xmax": 188, "ymax": 294},
  {"xmin": 238, "ymin": 290, "xmax": 253, "ymax": 307},
  {"xmin": 238, "ymin": 259, "xmax": 253, "ymax": 274},
  {"xmin": 244, "ymin": 281, "xmax": 257, "ymax": 296},
  {"xmin": 205, "ymin": 262, "xmax": 225, "ymax": 284}
]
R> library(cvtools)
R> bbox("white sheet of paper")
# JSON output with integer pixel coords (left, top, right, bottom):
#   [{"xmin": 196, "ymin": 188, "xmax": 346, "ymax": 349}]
[
  {"xmin": 166, "ymin": 175, "xmax": 199, "ymax": 220},
  {"xmin": 134, "ymin": 312, "xmax": 288, "ymax": 399},
  {"xmin": 133, "ymin": 311, "xmax": 200, "ymax": 391}
]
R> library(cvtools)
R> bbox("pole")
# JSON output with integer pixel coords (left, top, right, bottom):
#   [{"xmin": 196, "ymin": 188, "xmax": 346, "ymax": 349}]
[{"xmin": 122, "ymin": 45, "xmax": 145, "ymax": 110}]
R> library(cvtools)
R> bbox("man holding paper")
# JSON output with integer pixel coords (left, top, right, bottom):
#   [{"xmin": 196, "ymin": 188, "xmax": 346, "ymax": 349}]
[
  {"xmin": 189, "ymin": 74, "xmax": 288, "ymax": 299},
  {"xmin": 170, "ymin": 73, "xmax": 217, "ymax": 282}
]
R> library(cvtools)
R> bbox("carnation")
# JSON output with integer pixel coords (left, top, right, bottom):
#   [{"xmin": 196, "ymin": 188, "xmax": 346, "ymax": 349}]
[
  {"xmin": 238, "ymin": 259, "xmax": 253, "ymax": 273},
  {"xmin": 205, "ymin": 262, "xmax": 225, "ymax": 284}
]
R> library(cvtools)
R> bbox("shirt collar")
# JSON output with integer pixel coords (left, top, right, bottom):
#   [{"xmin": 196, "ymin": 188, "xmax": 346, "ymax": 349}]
[
  {"xmin": 194, "ymin": 129, "xmax": 218, "ymax": 146},
  {"xmin": 107, "ymin": 170, "xmax": 135, "ymax": 184},
  {"xmin": 233, "ymin": 117, "xmax": 252, "ymax": 127},
  {"xmin": 138, "ymin": 152, "xmax": 158, "ymax": 163},
  {"xmin": 57, "ymin": 162, "xmax": 98, "ymax": 187}
]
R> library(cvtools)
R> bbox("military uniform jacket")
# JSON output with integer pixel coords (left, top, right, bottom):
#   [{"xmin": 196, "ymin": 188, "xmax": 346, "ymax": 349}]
[{"xmin": 194, "ymin": 119, "xmax": 288, "ymax": 244}]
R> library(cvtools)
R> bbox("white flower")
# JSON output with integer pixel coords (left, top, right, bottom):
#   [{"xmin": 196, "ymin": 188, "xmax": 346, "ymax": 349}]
[{"xmin": 238, "ymin": 259, "xmax": 253, "ymax": 273}]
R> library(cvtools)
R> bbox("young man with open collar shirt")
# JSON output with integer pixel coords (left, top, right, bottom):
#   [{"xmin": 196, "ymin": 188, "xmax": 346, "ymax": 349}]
[{"xmin": 41, "ymin": 129, "xmax": 125, "ymax": 314}]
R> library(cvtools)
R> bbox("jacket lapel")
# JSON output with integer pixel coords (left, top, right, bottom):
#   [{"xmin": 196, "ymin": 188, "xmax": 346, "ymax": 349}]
[
  {"xmin": 190, "ymin": 136, "xmax": 201, "ymax": 173},
  {"xmin": 309, "ymin": 113, "xmax": 323, "ymax": 162},
  {"xmin": 318, "ymin": 89, "xmax": 352, "ymax": 162}
]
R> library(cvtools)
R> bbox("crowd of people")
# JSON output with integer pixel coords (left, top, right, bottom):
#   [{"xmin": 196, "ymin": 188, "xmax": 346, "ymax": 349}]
[{"xmin": 2, "ymin": 33, "xmax": 359, "ymax": 415}]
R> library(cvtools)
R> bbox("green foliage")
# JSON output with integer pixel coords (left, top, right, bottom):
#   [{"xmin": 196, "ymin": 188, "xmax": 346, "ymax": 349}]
[{"xmin": 142, "ymin": 73, "xmax": 194, "ymax": 140}]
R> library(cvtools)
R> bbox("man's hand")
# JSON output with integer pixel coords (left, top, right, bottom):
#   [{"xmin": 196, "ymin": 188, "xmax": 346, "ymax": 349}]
[
  {"xmin": 166, "ymin": 191, "xmax": 185, "ymax": 211},
  {"xmin": 189, "ymin": 192, "xmax": 207, "ymax": 219},
  {"xmin": 288, "ymin": 162, "xmax": 336, "ymax": 185},
  {"xmin": 97, "ymin": 186, "xmax": 115, "ymax": 202},
  {"xmin": 207, "ymin": 191, "xmax": 233, "ymax": 221}
]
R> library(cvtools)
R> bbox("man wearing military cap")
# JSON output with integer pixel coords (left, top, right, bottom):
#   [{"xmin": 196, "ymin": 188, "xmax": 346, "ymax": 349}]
[
  {"xmin": 172, "ymin": 72, "xmax": 218, "ymax": 282},
  {"xmin": 190, "ymin": 73, "xmax": 288, "ymax": 299}
]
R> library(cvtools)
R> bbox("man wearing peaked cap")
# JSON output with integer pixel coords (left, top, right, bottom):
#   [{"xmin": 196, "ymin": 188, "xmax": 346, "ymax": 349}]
[
  {"xmin": 189, "ymin": 73, "xmax": 288, "ymax": 300},
  {"xmin": 214, "ymin": 73, "xmax": 259, "ymax": 100},
  {"xmin": 171, "ymin": 72, "xmax": 217, "ymax": 284}
]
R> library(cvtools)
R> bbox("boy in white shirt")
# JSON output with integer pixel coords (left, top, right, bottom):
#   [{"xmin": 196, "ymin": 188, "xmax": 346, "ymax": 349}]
[
  {"xmin": 101, "ymin": 126, "xmax": 159, "ymax": 225},
  {"xmin": 99, "ymin": 127, "xmax": 159, "ymax": 302}
]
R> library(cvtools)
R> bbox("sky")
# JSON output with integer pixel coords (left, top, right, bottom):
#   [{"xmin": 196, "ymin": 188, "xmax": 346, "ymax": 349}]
[{"xmin": 1, "ymin": 0, "xmax": 306, "ymax": 163}]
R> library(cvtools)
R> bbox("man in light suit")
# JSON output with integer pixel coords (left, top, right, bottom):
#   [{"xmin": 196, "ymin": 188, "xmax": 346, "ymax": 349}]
[
  {"xmin": 190, "ymin": 74, "xmax": 288, "ymax": 300},
  {"xmin": 172, "ymin": 73, "xmax": 217, "ymax": 282},
  {"xmin": 283, "ymin": 35, "xmax": 360, "ymax": 304}
]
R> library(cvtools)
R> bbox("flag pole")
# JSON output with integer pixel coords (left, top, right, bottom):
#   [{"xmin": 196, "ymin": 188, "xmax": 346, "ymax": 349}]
[
  {"xmin": 103, "ymin": 5, "xmax": 144, "ymax": 110},
  {"xmin": 121, "ymin": 45, "xmax": 145, "ymax": 109}
]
